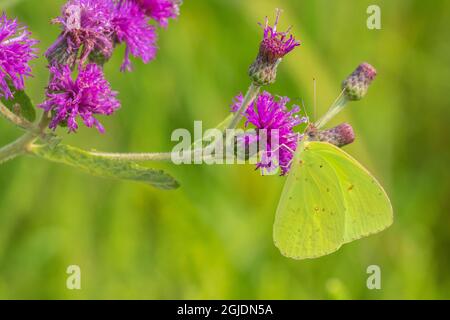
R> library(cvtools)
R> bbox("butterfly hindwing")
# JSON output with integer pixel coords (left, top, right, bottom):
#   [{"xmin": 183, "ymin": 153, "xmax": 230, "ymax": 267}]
[{"xmin": 274, "ymin": 141, "xmax": 393, "ymax": 260}]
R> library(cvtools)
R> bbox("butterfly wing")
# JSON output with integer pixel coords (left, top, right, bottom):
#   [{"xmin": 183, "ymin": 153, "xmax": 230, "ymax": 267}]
[{"xmin": 274, "ymin": 141, "xmax": 393, "ymax": 260}]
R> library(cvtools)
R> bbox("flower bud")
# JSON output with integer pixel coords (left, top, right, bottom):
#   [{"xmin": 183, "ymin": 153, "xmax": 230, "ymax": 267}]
[
  {"xmin": 248, "ymin": 10, "xmax": 300, "ymax": 86},
  {"xmin": 342, "ymin": 63, "xmax": 377, "ymax": 101},
  {"xmin": 308, "ymin": 123, "xmax": 355, "ymax": 147}
]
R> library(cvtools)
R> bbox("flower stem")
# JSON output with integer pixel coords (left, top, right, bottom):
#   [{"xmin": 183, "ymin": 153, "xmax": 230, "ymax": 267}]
[
  {"xmin": 89, "ymin": 151, "xmax": 175, "ymax": 162},
  {"xmin": 227, "ymin": 82, "xmax": 260, "ymax": 130},
  {"xmin": 0, "ymin": 132, "xmax": 35, "ymax": 164},
  {"xmin": 90, "ymin": 83, "xmax": 261, "ymax": 163},
  {"xmin": 314, "ymin": 90, "xmax": 348, "ymax": 129},
  {"xmin": 0, "ymin": 101, "xmax": 33, "ymax": 130},
  {"xmin": 90, "ymin": 146, "xmax": 212, "ymax": 162},
  {"xmin": 0, "ymin": 111, "xmax": 51, "ymax": 164}
]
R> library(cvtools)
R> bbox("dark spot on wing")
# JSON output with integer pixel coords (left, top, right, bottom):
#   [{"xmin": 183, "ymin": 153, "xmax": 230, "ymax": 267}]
[{"xmin": 348, "ymin": 185, "xmax": 354, "ymax": 191}]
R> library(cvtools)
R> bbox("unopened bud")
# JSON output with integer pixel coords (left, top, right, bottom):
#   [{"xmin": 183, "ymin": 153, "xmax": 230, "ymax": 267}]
[
  {"xmin": 342, "ymin": 63, "xmax": 377, "ymax": 101},
  {"xmin": 308, "ymin": 123, "xmax": 355, "ymax": 147}
]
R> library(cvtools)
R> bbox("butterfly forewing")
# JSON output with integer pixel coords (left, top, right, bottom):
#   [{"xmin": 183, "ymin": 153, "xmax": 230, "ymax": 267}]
[
  {"xmin": 274, "ymin": 141, "xmax": 346, "ymax": 259},
  {"xmin": 313, "ymin": 143, "xmax": 393, "ymax": 243}
]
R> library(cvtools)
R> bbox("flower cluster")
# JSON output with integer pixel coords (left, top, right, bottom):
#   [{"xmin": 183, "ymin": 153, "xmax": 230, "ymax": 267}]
[
  {"xmin": 0, "ymin": 13, "xmax": 38, "ymax": 100},
  {"xmin": 112, "ymin": 0, "xmax": 158, "ymax": 71},
  {"xmin": 41, "ymin": 0, "xmax": 181, "ymax": 133},
  {"xmin": 40, "ymin": 64, "xmax": 120, "ymax": 133},
  {"xmin": 231, "ymin": 92, "xmax": 307, "ymax": 175},
  {"xmin": 46, "ymin": 0, "xmax": 115, "ymax": 68},
  {"xmin": 46, "ymin": 0, "xmax": 180, "ymax": 70},
  {"xmin": 249, "ymin": 10, "xmax": 300, "ymax": 86},
  {"xmin": 135, "ymin": 0, "xmax": 181, "ymax": 27}
]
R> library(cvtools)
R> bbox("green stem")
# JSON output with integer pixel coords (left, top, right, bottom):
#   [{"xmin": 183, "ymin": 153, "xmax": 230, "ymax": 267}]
[
  {"xmin": 89, "ymin": 151, "xmax": 175, "ymax": 162},
  {"xmin": 314, "ymin": 90, "xmax": 348, "ymax": 129},
  {"xmin": 0, "ymin": 101, "xmax": 33, "ymax": 130},
  {"xmin": 90, "ymin": 83, "xmax": 261, "ymax": 163},
  {"xmin": 89, "ymin": 149, "xmax": 229, "ymax": 163},
  {"xmin": 227, "ymin": 82, "xmax": 260, "ymax": 130},
  {"xmin": 90, "ymin": 146, "xmax": 212, "ymax": 162},
  {"xmin": 0, "ymin": 132, "xmax": 35, "ymax": 164},
  {"xmin": 0, "ymin": 112, "xmax": 50, "ymax": 164}
]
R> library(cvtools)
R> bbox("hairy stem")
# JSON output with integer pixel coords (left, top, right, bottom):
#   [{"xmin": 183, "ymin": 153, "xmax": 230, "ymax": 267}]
[
  {"xmin": 89, "ymin": 151, "xmax": 175, "ymax": 162},
  {"xmin": 0, "ymin": 101, "xmax": 33, "ymax": 130},
  {"xmin": 0, "ymin": 132, "xmax": 34, "ymax": 164},
  {"xmin": 314, "ymin": 90, "xmax": 348, "ymax": 129},
  {"xmin": 0, "ymin": 111, "xmax": 50, "ymax": 164},
  {"xmin": 90, "ymin": 83, "xmax": 261, "ymax": 162},
  {"xmin": 90, "ymin": 146, "xmax": 211, "ymax": 162},
  {"xmin": 227, "ymin": 82, "xmax": 260, "ymax": 130}
]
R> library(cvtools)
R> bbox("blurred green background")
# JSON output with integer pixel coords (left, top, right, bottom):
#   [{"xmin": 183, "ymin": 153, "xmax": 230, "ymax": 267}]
[{"xmin": 0, "ymin": 0, "xmax": 449, "ymax": 299}]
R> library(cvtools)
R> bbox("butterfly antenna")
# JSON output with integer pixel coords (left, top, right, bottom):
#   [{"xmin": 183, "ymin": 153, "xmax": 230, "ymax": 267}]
[
  {"xmin": 313, "ymin": 78, "xmax": 317, "ymax": 122},
  {"xmin": 301, "ymin": 99, "xmax": 311, "ymax": 125}
]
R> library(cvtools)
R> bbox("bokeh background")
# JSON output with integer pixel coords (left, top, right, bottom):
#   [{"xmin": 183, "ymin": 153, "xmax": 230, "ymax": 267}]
[{"xmin": 0, "ymin": 0, "xmax": 449, "ymax": 299}]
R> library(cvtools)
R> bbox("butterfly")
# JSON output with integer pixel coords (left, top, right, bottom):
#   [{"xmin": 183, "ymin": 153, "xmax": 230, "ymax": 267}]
[{"xmin": 273, "ymin": 99, "xmax": 393, "ymax": 259}]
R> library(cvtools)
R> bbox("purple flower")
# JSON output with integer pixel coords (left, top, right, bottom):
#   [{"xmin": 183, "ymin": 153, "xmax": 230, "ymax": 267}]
[
  {"xmin": 259, "ymin": 13, "xmax": 300, "ymax": 62},
  {"xmin": 40, "ymin": 63, "xmax": 120, "ymax": 133},
  {"xmin": 231, "ymin": 91, "xmax": 307, "ymax": 175},
  {"xmin": 113, "ymin": 0, "xmax": 158, "ymax": 72},
  {"xmin": 0, "ymin": 13, "xmax": 38, "ymax": 99},
  {"xmin": 135, "ymin": 0, "xmax": 180, "ymax": 27},
  {"xmin": 46, "ymin": 0, "xmax": 115, "ymax": 67},
  {"xmin": 249, "ymin": 10, "xmax": 300, "ymax": 85}
]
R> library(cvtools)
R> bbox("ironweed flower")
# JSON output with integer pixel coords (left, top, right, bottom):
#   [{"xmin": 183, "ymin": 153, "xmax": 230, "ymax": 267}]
[
  {"xmin": 46, "ymin": 0, "xmax": 115, "ymax": 67},
  {"xmin": 39, "ymin": 63, "xmax": 120, "ymax": 133},
  {"xmin": 0, "ymin": 13, "xmax": 38, "ymax": 99},
  {"xmin": 249, "ymin": 10, "xmax": 300, "ymax": 86},
  {"xmin": 134, "ymin": 0, "xmax": 181, "ymax": 27},
  {"xmin": 342, "ymin": 62, "xmax": 377, "ymax": 101},
  {"xmin": 231, "ymin": 92, "xmax": 307, "ymax": 175},
  {"xmin": 113, "ymin": 0, "xmax": 158, "ymax": 72}
]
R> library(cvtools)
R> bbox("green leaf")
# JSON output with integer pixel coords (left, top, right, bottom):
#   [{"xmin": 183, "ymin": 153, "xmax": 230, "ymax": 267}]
[
  {"xmin": 274, "ymin": 141, "xmax": 393, "ymax": 260},
  {"xmin": 31, "ymin": 144, "xmax": 180, "ymax": 190},
  {"xmin": 1, "ymin": 89, "xmax": 36, "ymax": 122}
]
